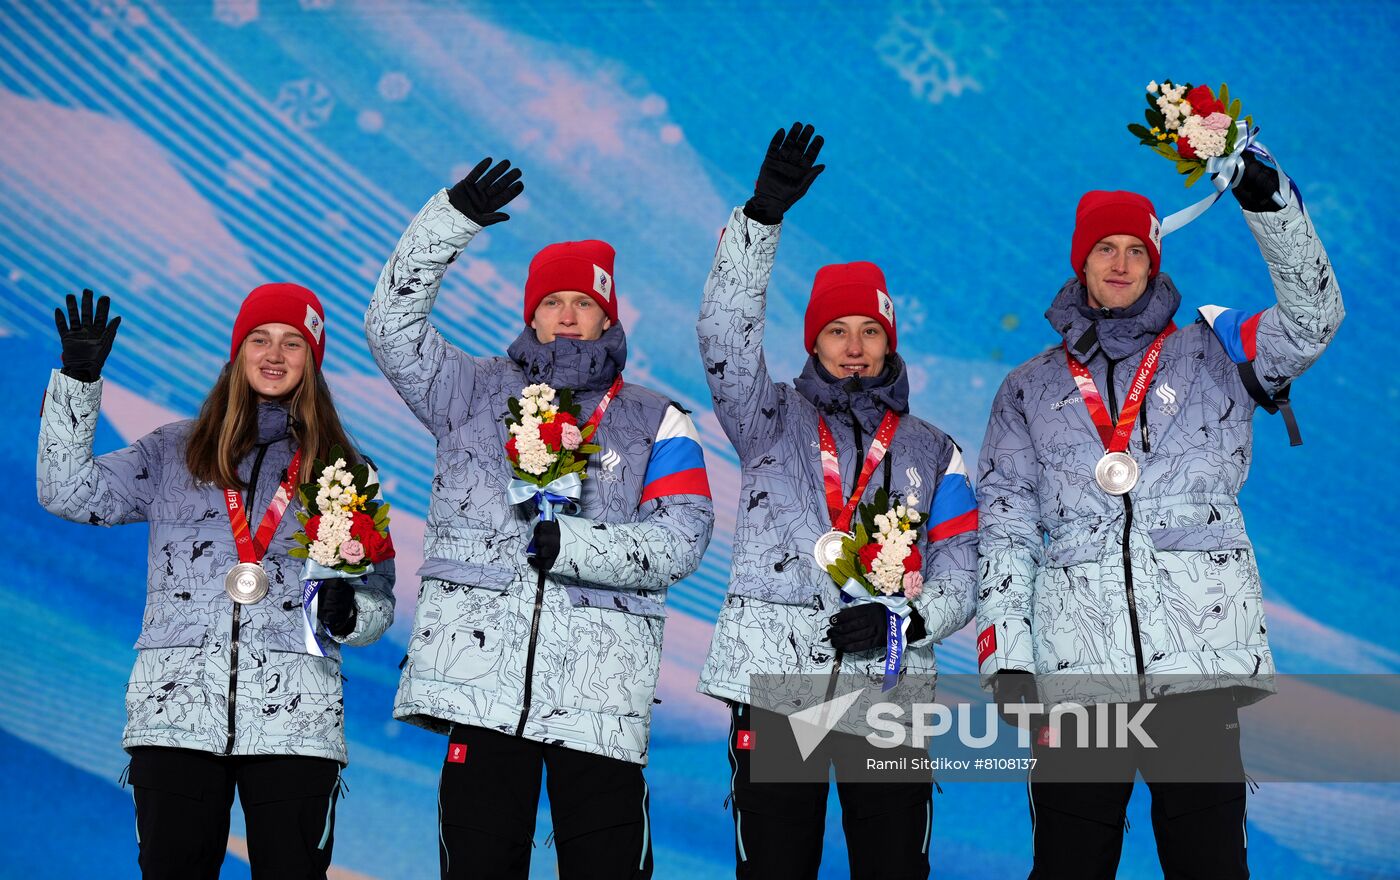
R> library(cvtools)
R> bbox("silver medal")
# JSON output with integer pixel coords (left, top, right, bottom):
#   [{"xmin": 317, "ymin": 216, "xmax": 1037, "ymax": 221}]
[
  {"xmin": 1094, "ymin": 452, "xmax": 1139, "ymax": 496},
  {"xmin": 813, "ymin": 530, "xmax": 851, "ymax": 569},
  {"xmin": 225, "ymin": 562, "xmax": 269, "ymax": 605}
]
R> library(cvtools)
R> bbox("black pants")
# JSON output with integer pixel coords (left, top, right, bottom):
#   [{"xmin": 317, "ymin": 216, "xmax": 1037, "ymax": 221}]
[
  {"xmin": 727, "ymin": 703, "xmax": 932, "ymax": 880},
  {"xmin": 1027, "ymin": 689, "xmax": 1249, "ymax": 879},
  {"xmin": 127, "ymin": 746, "xmax": 342, "ymax": 880},
  {"xmin": 437, "ymin": 724, "xmax": 653, "ymax": 880}
]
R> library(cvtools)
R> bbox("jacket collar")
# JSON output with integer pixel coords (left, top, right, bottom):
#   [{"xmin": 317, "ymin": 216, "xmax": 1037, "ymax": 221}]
[
  {"xmin": 1045, "ymin": 273, "xmax": 1182, "ymax": 362},
  {"xmin": 794, "ymin": 353, "xmax": 910, "ymax": 433},
  {"xmin": 255, "ymin": 400, "xmax": 294, "ymax": 444},
  {"xmin": 507, "ymin": 324, "xmax": 628, "ymax": 392}
]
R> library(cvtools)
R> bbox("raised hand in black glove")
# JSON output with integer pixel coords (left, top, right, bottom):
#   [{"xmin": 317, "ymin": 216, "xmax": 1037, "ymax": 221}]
[
  {"xmin": 54, "ymin": 289, "xmax": 121, "ymax": 383},
  {"xmin": 743, "ymin": 121, "xmax": 826, "ymax": 226},
  {"xmin": 447, "ymin": 157, "xmax": 525, "ymax": 226},
  {"xmin": 528, "ymin": 519, "xmax": 561, "ymax": 572},
  {"xmin": 991, "ymin": 669, "xmax": 1041, "ymax": 728},
  {"xmin": 1230, "ymin": 148, "xmax": 1284, "ymax": 213},
  {"xmin": 316, "ymin": 580, "xmax": 359, "ymax": 637}
]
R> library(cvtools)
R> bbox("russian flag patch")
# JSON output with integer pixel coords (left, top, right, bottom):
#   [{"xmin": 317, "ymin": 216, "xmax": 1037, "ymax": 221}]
[
  {"xmin": 640, "ymin": 407, "xmax": 711, "ymax": 503},
  {"xmin": 928, "ymin": 446, "xmax": 978, "ymax": 541}
]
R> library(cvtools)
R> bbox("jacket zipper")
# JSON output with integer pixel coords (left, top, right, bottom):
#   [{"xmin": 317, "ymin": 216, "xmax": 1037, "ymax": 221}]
[
  {"xmin": 516, "ymin": 568, "xmax": 548, "ymax": 737},
  {"xmin": 225, "ymin": 441, "xmax": 270, "ymax": 754},
  {"xmin": 1103, "ymin": 360, "xmax": 1148, "ymax": 700}
]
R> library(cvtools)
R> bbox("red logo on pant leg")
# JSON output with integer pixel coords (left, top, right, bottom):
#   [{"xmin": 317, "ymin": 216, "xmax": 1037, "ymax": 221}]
[
  {"xmin": 447, "ymin": 743, "xmax": 467, "ymax": 764},
  {"xmin": 977, "ymin": 626, "xmax": 997, "ymax": 664},
  {"xmin": 736, "ymin": 730, "xmax": 753, "ymax": 750}
]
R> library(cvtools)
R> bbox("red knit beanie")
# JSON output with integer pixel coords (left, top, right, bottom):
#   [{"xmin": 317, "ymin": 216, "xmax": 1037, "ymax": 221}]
[
  {"xmin": 523, "ymin": 240, "xmax": 619, "ymax": 326},
  {"xmin": 230, "ymin": 283, "xmax": 326, "ymax": 367},
  {"xmin": 1070, "ymin": 191, "xmax": 1162, "ymax": 284},
  {"xmin": 803, "ymin": 261, "xmax": 898, "ymax": 353}
]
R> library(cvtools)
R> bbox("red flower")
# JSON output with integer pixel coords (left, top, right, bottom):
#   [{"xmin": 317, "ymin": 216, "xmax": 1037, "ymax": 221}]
[
  {"xmin": 1185, "ymin": 85, "xmax": 1225, "ymax": 117},
  {"xmin": 304, "ymin": 514, "xmax": 320, "ymax": 541},
  {"xmin": 858, "ymin": 542, "xmax": 883, "ymax": 574},
  {"xmin": 1177, "ymin": 135, "xmax": 1198, "ymax": 160},
  {"xmin": 538, "ymin": 420, "xmax": 564, "ymax": 451},
  {"xmin": 555, "ymin": 411, "xmax": 578, "ymax": 426},
  {"xmin": 903, "ymin": 544, "xmax": 923, "ymax": 574},
  {"xmin": 349, "ymin": 510, "xmax": 395, "ymax": 562},
  {"xmin": 505, "ymin": 436, "xmax": 518, "ymax": 462}
]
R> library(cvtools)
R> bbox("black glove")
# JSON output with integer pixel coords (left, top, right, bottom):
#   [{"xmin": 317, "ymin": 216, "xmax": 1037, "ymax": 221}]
[
  {"xmin": 54, "ymin": 289, "xmax": 121, "ymax": 383},
  {"xmin": 743, "ymin": 121, "xmax": 826, "ymax": 225},
  {"xmin": 991, "ymin": 669, "xmax": 1041, "ymax": 728},
  {"xmin": 316, "ymin": 580, "xmax": 359, "ymax": 637},
  {"xmin": 528, "ymin": 519, "xmax": 561, "ymax": 572},
  {"xmin": 1229, "ymin": 149, "xmax": 1284, "ymax": 213},
  {"xmin": 447, "ymin": 157, "xmax": 525, "ymax": 226}
]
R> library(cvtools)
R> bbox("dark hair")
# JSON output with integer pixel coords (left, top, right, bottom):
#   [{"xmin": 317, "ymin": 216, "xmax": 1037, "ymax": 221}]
[{"xmin": 185, "ymin": 349, "xmax": 357, "ymax": 488}]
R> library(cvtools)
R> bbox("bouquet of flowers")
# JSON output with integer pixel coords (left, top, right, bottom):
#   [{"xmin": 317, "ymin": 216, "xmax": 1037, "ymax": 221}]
[
  {"xmin": 824, "ymin": 488, "xmax": 924, "ymax": 691},
  {"xmin": 288, "ymin": 448, "xmax": 394, "ymax": 572},
  {"xmin": 1128, "ymin": 80, "xmax": 1250, "ymax": 187},
  {"xmin": 504, "ymin": 383, "xmax": 602, "ymax": 519},
  {"xmin": 824, "ymin": 487, "xmax": 924, "ymax": 599},
  {"xmin": 288, "ymin": 447, "xmax": 394, "ymax": 655}
]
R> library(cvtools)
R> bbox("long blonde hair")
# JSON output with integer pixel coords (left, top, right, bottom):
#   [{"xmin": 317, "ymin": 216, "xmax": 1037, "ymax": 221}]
[{"xmin": 185, "ymin": 348, "xmax": 357, "ymax": 489}]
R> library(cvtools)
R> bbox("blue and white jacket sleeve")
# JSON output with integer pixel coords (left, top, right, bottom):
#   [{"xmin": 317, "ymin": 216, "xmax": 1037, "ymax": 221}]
[
  {"xmin": 365, "ymin": 189, "xmax": 483, "ymax": 438},
  {"xmin": 974, "ymin": 374, "xmax": 1041, "ymax": 685},
  {"xmin": 909, "ymin": 444, "xmax": 979, "ymax": 647},
  {"xmin": 553, "ymin": 406, "xmax": 715, "ymax": 591},
  {"xmin": 332, "ymin": 462, "xmax": 396, "ymax": 647},
  {"xmin": 1198, "ymin": 183, "xmax": 1343, "ymax": 396},
  {"xmin": 696, "ymin": 207, "xmax": 786, "ymax": 462},
  {"xmin": 37, "ymin": 371, "xmax": 159, "ymax": 527}
]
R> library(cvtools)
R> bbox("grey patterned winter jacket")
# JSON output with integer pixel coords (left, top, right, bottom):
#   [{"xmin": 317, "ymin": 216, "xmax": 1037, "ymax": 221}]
[
  {"xmin": 366, "ymin": 190, "xmax": 714, "ymax": 765},
  {"xmin": 37, "ymin": 373, "xmax": 395, "ymax": 762},
  {"xmin": 696, "ymin": 208, "xmax": 979, "ymax": 715},
  {"xmin": 976, "ymin": 185, "xmax": 1342, "ymax": 706}
]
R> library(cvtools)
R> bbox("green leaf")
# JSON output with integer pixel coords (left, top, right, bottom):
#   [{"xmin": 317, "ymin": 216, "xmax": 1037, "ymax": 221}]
[
  {"xmin": 328, "ymin": 444, "xmax": 347, "ymax": 465},
  {"xmin": 296, "ymin": 510, "xmax": 309, "ymax": 526},
  {"xmin": 1175, "ymin": 159, "xmax": 1196, "ymax": 174},
  {"xmin": 293, "ymin": 531, "xmax": 311, "ymax": 546},
  {"xmin": 351, "ymin": 462, "xmax": 369, "ymax": 486},
  {"xmin": 1184, "ymin": 165, "xmax": 1207, "ymax": 188},
  {"xmin": 578, "ymin": 444, "xmax": 602, "ymax": 455},
  {"xmin": 1154, "ymin": 143, "xmax": 1179, "ymax": 161},
  {"xmin": 825, "ymin": 564, "xmax": 845, "ymax": 585},
  {"xmin": 1145, "ymin": 90, "xmax": 1158, "ymax": 109},
  {"xmin": 1218, "ymin": 82, "xmax": 1230, "ymax": 106},
  {"xmin": 507, "ymin": 397, "xmax": 522, "ymax": 419},
  {"xmin": 1228, "ymin": 98, "xmax": 1241, "ymax": 120},
  {"xmin": 1225, "ymin": 124, "xmax": 1238, "ymax": 155},
  {"xmin": 1145, "ymin": 107, "xmax": 1165, "ymax": 130},
  {"xmin": 287, "ymin": 546, "xmax": 308, "ymax": 559},
  {"xmin": 1127, "ymin": 123, "xmax": 1154, "ymax": 141},
  {"xmin": 854, "ymin": 521, "xmax": 869, "ymax": 547},
  {"xmin": 341, "ymin": 564, "xmax": 368, "ymax": 576}
]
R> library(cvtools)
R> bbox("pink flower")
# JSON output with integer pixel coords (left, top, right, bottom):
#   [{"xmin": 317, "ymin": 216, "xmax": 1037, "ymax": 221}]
[
  {"xmin": 902, "ymin": 571, "xmax": 924, "ymax": 599},
  {"xmin": 340, "ymin": 539, "xmax": 365, "ymax": 564},
  {"xmin": 560, "ymin": 422, "xmax": 583, "ymax": 451},
  {"xmin": 1200, "ymin": 111, "xmax": 1232, "ymax": 132}
]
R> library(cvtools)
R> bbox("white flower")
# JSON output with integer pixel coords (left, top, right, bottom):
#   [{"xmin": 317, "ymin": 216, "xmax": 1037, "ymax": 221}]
[
  {"xmin": 309, "ymin": 539, "xmax": 340, "ymax": 567},
  {"xmin": 906, "ymin": 493, "xmax": 920, "ymax": 509},
  {"xmin": 1147, "ymin": 80, "xmax": 1158, "ymax": 93},
  {"xmin": 521, "ymin": 398, "xmax": 539, "ymax": 416}
]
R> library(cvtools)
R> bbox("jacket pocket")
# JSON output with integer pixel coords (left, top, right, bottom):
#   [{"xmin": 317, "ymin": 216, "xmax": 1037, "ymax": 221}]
[
  {"xmin": 562, "ymin": 604, "xmax": 661, "ymax": 719},
  {"xmin": 418, "ymin": 556, "xmax": 514, "ymax": 592},
  {"xmin": 258, "ymin": 648, "xmax": 346, "ymax": 745},
  {"xmin": 563, "ymin": 586, "xmax": 665, "ymax": 619}
]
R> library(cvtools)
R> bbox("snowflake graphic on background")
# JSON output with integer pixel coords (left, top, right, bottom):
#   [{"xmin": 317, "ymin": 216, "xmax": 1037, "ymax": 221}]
[
  {"xmin": 877, "ymin": 0, "xmax": 1007, "ymax": 105},
  {"xmin": 378, "ymin": 72, "xmax": 412, "ymax": 102},
  {"xmin": 273, "ymin": 79, "xmax": 335, "ymax": 129},
  {"xmin": 213, "ymin": 0, "xmax": 259, "ymax": 28}
]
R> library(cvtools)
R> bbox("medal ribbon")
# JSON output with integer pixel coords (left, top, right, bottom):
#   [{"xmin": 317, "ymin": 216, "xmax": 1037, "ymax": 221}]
[
  {"xmin": 224, "ymin": 448, "xmax": 303, "ymax": 564},
  {"xmin": 817, "ymin": 410, "xmax": 901, "ymax": 532},
  {"xmin": 585, "ymin": 375, "xmax": 625, "ymax": 436},
  {"xmin": 1064, "ymin": 324, "xmax": 1176, "ymax": 453}
]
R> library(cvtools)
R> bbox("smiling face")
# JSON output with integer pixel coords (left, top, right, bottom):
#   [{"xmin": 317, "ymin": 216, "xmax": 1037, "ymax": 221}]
[
  {"xmin": 240, "ymin": 322, "xmax": 308, "ymax": 400},
  {"xmin": 813, "ymin": 315, "xmax": 890, "ymax": 378},
  {"xmin": 530, "ymin": 290, "xmax": 612, "ymax": 343},
  {"xmin": 1083, "ymin": 234, "xmax": 1152, "ymax": 310}
]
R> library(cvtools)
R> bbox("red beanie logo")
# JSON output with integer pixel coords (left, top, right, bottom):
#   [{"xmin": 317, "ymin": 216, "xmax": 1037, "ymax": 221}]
[{"xmin": 593, "ymin": 264, "xmax": 613, "ymax": 302}]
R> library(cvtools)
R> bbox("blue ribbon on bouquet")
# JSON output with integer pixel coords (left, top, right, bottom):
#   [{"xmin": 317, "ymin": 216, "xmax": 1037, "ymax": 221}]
[
  {"xmin": 840, "ymin": 579, "xmax": 913, "ymax": 692},
  {"xmin": 507, "ymin": 473, "xmax": 582, "ymax": 522},
  {"xmin": 1160, "ymin": 124, "xmax": 1292, "ymax": 237},
  {"xmin": 300, "ymin": 559, "xmax": 374, "ymax": 658}
]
